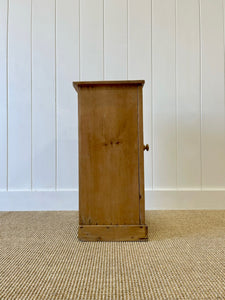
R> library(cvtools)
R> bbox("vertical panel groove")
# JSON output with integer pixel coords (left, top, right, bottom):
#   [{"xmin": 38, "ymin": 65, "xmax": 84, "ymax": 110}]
[
  {"xmin": 31, "ymin": 0, "xmax": 33, "ymax": 190},
  {"xmin": 6, "ymin": 0, "xmax": 9, "ymax": 191},
  {"xmin": 55, "ymin": 0, "xmax": 57, "ymax": 190},
  {"xmin": 199, "ymin": 0, "xmax": 203, "ymax": 190},
  {"xmin": 175, "ymin": 0, "xmax": 178, "ymax": 190},
  {"xmin": 80, "ymin": 0, "xmax": 103, "ymax": 80},
  {"xmin": 151, "ymin": 0, "xmax": 154, "ymax": 190},
  {"xmin": 222, "ymin": 0, "xmax": 225, "ymax": 188},
  {"xmin": 103, "ymin": 0, "xmax": 104, "ymax": 80},
  {"xmin": 201, "ymin": 0, "xmax": 225, "ymax": 187}
]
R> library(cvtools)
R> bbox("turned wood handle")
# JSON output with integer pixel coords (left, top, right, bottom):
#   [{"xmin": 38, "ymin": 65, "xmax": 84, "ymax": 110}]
[{"xmin": 143, "ymin": 144, "xmax": 149, "ymax": 151}]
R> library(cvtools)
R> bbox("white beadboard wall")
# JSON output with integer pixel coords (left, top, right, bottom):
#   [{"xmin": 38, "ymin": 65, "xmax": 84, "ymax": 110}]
[{"xmin": 0, "ymin": 0, "xmax": 225, "ymax": 211}]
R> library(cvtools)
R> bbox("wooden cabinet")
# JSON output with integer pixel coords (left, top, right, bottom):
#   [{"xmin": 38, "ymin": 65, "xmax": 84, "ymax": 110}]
[{"xmin": 73, "ymin": 80, "xmax": 148, "ymax": 241}]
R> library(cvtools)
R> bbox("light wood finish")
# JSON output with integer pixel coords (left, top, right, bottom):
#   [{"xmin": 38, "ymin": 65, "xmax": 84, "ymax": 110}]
[
  {"xmin": 137, "ymin": 85, "xmax": 145, "ymax": 224},
  {"xmin": 73, "ymin": 80, "xmax": 148, "ymax": 241},
  {"xmin": 73, "ymin": 80, "xmax": 144, "ymax": 92},
  {"xmin": 78, "ymin": 225, "xmax": 148, "ymax": 242}
]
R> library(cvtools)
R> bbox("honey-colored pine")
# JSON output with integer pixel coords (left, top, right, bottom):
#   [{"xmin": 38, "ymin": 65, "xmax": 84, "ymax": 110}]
[
  {"xmin": 78, "ymin": 225, "xmax": 148, "ymax": 242},
  {"xmin": 73, "ymin": 80, "xmax": 148, "ymax": 241}
]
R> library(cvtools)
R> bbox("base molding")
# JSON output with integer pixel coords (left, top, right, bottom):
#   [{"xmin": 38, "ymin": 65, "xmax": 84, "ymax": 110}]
[
  {"xmin": 145, "ymin": 190, "xmax": 225, "ymax": 210},
  {"xmin": 0, "ymin": 190, "xmax": 225, "ymax": 211},
  {"xmin": 78, "ymin": 224, "xmax": 148, "ymax": 241}
]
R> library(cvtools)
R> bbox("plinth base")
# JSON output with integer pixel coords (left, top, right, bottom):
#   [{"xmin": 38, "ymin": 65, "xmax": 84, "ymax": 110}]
[{"xmin": 78, "ymin": 224, "xmax": 148, "ymax": 241}]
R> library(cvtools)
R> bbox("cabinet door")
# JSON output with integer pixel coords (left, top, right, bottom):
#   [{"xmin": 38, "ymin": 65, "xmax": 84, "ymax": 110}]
[{"xmin": 78, "ymin": 84, "xmax": 140, "ymax": 225}]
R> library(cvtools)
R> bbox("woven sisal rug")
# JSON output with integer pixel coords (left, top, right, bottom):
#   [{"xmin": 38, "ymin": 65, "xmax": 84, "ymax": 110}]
[{"xmin": 0, "ymin": 210, "xmax": 224, "ymax": 299}]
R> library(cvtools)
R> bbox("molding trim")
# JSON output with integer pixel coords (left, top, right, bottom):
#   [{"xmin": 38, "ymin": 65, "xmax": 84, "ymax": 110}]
[
  {"xmin": 0, "ymin": 189, "xmax": 225, "ymax": 211},
  {"xmin": 0, "ymin": 191, "xmax": 78, "ymax": 211},
  {"xmin": 145, "ymin": 190, "xmax": 225, "ymax": 210}
]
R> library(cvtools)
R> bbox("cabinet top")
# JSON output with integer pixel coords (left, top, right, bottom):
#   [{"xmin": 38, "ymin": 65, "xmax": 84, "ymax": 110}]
[{"xmin": 73, "ymin": 80, "xmax": 145, "ymax": 92}]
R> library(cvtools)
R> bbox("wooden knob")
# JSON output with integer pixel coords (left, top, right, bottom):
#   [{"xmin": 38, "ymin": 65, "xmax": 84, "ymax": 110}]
[{"xmin": 143, "ymin": 144, "xmax": 149, "ymax": 151}]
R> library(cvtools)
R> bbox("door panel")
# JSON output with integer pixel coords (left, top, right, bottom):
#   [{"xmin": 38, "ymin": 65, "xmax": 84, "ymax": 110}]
[{"xmin": 79, "ymin": 85, "xmax": 139, "ymax": 225}]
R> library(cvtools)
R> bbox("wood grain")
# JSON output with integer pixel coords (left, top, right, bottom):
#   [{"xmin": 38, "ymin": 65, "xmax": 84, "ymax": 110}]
[
  {"xmin": 73, "ymin": 80, "xmax": 144, "ymax": 92},
  {"xmin": 74, "ymin": 81, "xmax": 147, "ymax": 241},
  {"xmin": 78, "ymin": 85, "xmax": 139, "ymax": 225},
  {"xmin": 78, "ymin": 225, "xmax": 148, "ymax": 242}
]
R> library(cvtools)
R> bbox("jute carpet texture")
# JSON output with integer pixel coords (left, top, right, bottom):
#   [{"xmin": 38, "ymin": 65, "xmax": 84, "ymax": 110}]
[{"xmin": 0, "ymin": 210, "xmax": 224, "ymax": 299}]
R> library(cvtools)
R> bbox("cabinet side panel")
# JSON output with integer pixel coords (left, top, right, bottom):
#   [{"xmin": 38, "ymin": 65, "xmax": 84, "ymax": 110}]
[
  {"xmin": 78, "ymin": 85, "xmax": 139, "ymax": 225},
  {"xmin": 138, "ymin": 86, "xmax": 145, "ymax": 224}
]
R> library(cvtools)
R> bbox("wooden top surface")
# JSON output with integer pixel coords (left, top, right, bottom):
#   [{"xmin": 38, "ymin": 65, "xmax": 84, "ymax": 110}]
[{"xmin": 73, "ymin": 80, "xmax": 145, "ymax": 92}]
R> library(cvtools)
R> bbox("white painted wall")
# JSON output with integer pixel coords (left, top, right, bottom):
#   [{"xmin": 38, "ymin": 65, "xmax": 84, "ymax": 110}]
[{"xmin": 0, "ymin": 0, "xmax": 225, "ymax": 210}]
